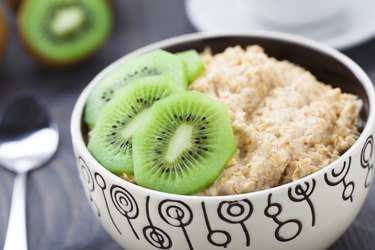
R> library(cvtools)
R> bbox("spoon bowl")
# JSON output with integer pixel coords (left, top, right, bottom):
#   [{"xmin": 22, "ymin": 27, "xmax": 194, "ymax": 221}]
[{"xmin": 0, "ymin": 92, "xmax": 59, "ymax": 250}]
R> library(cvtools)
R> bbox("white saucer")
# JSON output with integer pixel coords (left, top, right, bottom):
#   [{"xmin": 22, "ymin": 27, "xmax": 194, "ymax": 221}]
[{"xmin": 185, "ymin": 0, "xmax": 375, "ymax": 50}]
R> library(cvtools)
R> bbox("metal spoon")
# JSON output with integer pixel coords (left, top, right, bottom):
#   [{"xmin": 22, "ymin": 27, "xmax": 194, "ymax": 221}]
[{"xmin": 0, "ymin": 92, "xmax": 59, "ymax": 250}]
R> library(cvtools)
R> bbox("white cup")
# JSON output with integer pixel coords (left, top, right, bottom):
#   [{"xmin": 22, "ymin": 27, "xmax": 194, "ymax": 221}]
[{"xmin": 249, "ymin": 0, "xmax": 351, "ymax": 28}]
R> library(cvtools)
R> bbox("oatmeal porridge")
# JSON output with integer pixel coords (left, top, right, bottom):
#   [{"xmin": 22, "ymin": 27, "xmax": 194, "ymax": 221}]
[{"xmin": 190, "ymin": 45, "xmax": 362, "ymax": 195}]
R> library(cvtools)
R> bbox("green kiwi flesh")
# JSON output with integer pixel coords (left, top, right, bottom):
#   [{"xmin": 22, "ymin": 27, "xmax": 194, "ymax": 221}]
[
  {"xmin": 176, "ymin": 49, "xmax": 205, "ymax": 83},
  {"xmin": 84, "ymin": 49, "xmax": 188, "ymax": 128},
  {"xmin": 87, "ymin": 76, "xmax": 182, "ymax": 175},
  {"xmin": 18, "ymin": 0, "xmax": 112, "ymax": 65},
  {"xmin": 133, "ymin": 91, "xmax": 236, "ymax": 194}
]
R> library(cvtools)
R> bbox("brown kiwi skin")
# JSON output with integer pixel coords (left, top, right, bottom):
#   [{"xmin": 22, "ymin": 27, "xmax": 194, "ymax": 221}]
[
  {"xmin": 16, "ymin": 0, "xmax": 113, "ymax": 69},
  {"xmin": 0, "ymin": 7, "xmax": 8, "ymax": 64},
  {"xmin": 5, "ymin": 0, "xmax": 22, "ymax": 13}
]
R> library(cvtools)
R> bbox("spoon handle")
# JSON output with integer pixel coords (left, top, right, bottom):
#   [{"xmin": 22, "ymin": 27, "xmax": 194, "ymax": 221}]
[{"xmin": 4, "ymin": 172, "xmax": 28, "ymax": 250}]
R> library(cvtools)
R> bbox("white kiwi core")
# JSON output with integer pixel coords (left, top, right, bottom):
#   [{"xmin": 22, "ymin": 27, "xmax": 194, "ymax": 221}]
[
  {"xmin": 50, "ymin": 7, "xmax": 85, "ymax": 37},
  {"xmin": 121, "ymin": 109, "xmax": 150, "ymax": 139},
  {"xmin": 165, "ymin": 124, "xmax": 192, "ymax": 162}
]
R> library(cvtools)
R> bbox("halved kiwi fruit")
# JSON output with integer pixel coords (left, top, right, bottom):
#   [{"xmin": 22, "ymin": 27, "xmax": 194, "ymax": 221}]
[
  {"xmin": 84, "ymin": 49, "xmax": 188, "ymax": 128},
  {"xmin": 17, "ymin": 0, "xmax": 112, "ymax": 67},
  {"xmin": 133, "ymin": 91, "xmax": 236, "ymax": 195},
  {"xmin": 0, "ymin": 7, "xmax": 8, "ymax": 63},
  {"xmin": 88, "ymin": 76, "xmax": 182, "ymax": 175},
  {"xmin": 176, "ymin": 49, "xmax": 205, "ymax": 83}
]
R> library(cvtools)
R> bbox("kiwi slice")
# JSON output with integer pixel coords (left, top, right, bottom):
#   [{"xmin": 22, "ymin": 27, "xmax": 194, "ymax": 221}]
[
  {"xmin": 133, "ymin": 91, "xmax": 236, "ymax": 195},
  {"xmin": 87, "ymin": 76, "xmax": 182, "ymax": 175},
  {"xmin": 17, "ymin": 0, "xmax": 112, "ymax": 66},
  {"xmin": 0, "ymin": 7, "xmax": 8, "ymax": 63},
  {"xmin": 176, "ymin": 50, "xmax": 205, "ymax": 83},
  {"xmin": 84, "ymin": 49, "xmax": 188, "ymax": 128}
]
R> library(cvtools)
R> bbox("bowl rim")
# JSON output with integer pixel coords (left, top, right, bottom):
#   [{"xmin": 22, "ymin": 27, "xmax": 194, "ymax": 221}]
[{"xmin": 71, "ymin": 30, "xmax": 375, "ymax": 200}]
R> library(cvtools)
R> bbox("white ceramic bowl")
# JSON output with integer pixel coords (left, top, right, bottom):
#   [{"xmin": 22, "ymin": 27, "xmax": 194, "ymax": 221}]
[{"xmin": 71, "ymin": 31, "xmax": 375, "ymax": 250}]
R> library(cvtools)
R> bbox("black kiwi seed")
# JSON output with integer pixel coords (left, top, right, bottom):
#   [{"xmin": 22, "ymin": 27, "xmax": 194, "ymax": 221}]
[
  {"xmin": 123, "ymin": 67, "xmax": 162, "ymax": 83},
  {"xmin": 101, "ymin": 89, "xmax": 112, "ymax": 102}
]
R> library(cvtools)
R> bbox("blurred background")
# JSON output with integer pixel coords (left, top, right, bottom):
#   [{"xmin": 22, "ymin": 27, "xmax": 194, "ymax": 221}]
[{"xmin": 0, "ymin": 0, "xmax": 374, "ymax": 249}]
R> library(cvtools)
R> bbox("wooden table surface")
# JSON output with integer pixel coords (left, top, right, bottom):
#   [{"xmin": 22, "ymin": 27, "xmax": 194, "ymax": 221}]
[{"xmin": 0, "ymin": 1, "xmax": 374, "ymax": 249}]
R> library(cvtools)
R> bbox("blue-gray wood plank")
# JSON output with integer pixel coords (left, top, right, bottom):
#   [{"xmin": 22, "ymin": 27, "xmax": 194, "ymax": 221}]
[{"xmin": 0, "ymin": 0, "xmax": 374, "ymax": 249}]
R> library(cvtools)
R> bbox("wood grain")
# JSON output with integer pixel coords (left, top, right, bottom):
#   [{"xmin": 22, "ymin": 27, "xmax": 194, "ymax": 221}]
[{"xmin": 0, "ymin": 0, "xmax": 374, "ymax": 249}]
